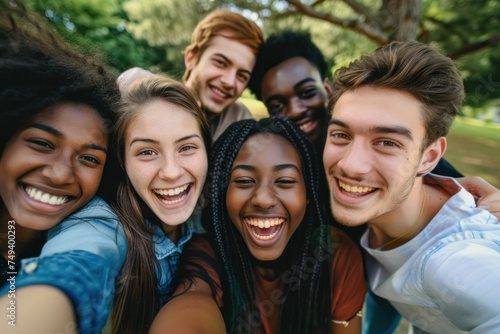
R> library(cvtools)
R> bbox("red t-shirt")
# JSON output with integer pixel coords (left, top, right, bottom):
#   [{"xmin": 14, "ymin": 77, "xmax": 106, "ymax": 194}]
[{"xmin": 181, "ymin": 227, "xmax": 367, "ymax": 332}]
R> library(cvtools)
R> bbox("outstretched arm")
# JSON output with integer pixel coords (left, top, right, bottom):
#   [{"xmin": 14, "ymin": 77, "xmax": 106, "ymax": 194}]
[
  {"xmin": 149, "ymin": 279, "xmax": 225, "ymax": 334},
  {"xmin": 0, "ymin": 285, "xmax": 76, "ymax": 333}
]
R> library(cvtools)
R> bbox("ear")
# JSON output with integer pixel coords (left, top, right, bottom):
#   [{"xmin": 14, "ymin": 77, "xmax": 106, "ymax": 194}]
[
  {"xmin": 184, "ymin": 48, "xmax": 196, "ymax": 70},
  {"xmin": 323, "ymin": 78, "xmax": 333, "ymax": 96},
  {"xmin": 417, "ymin": 137, "xmax": 447, "ymax": 176}
]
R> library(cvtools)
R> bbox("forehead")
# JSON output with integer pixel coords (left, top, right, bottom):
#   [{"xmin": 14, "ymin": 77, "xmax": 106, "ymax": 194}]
[
  {"xmin": 127, "ymin": 100, "xmax": 201, "ymax": 136},
  {"xmin": 332, "ymin": 86, "xmax": 425, "ymax": 137},
  {"xmin": 199, "ymin": 34, "xmax": 256, "ymax": 69},
  {"xmin": 235, "ymin": 133, "xmax": 301, "ymax": 166},
  {"xmin": 29, "ymin": 102, "xmax": 107, "ymax": 140},
  {"xmin": 261, "ymin": 57, "xmax": 323, "ymax": 95}
]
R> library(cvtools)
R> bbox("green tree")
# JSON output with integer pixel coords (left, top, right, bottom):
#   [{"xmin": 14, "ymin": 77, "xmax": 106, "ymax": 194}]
[{"xmin": 25, "ymin": 0, "xmax": 168, "ymax": 74}]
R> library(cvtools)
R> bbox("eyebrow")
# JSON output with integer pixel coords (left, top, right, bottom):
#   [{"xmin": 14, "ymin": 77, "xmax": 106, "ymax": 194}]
[
  {"xmin": 28, "ymin": 123, "xmax": 62, "ymax": 136},
  {"xmin": 231, "ymin": 163, "xmax": 301, "ymax": 174},
  {"xmin": 27, "ymin": 123, "xmax": 108, "ymax": 153},
  {"xmin": 264, "ymin": 78, "xmax": 315, "ymax": 103},
  {"xmin": 328, "ymin": 117, "xmax": 413, "ymax": 141},
  {"xmin": 129, "ymin": 134, "xmax": 202, "ymax": 146}
]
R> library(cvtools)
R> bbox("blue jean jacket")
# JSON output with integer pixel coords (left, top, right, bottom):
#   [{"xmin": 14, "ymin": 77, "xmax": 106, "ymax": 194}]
[{"xmin": 0, "ymin": 196, "xmax": 127, "ymax": 334}]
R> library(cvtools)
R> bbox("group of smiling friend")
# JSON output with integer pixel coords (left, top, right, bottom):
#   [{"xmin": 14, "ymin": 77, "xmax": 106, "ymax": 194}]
[{"xmin": 1, "ymin": 1, "xmax": 500, "ymax": 333}]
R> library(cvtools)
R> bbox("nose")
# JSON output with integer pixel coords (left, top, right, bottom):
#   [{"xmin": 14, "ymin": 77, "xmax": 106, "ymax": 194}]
[
  {"xmin": 251, "ymin": 183, "xmax": 278, "ymax": 210},
  {"xmin": 336, "ymin": 140, "xmax": 373, "ymax": 176},
  {"xmin": 220, "ymin": 68, "xmax": 236, "ymax": 89},
  {"xmin": 286, "ymin": 97, "xmax": 307, "ymax": 119},
  {"xmin": 42, "ymin": 153, "xmax": 75, "ymax": 185},
  {"xmin": 158, "ymin": 156, "xmax": 184, "ymax": 180}
]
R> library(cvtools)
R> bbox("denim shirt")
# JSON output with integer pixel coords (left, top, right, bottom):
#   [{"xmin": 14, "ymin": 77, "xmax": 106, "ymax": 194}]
[
  {"xmin": 154, "ymin": 204, "xmax": 205, "ymax": 307},
  {"xmin": 362, "ymin": 175, "xmax": 500, "ymax": 333},
  {"xmin": 0, "ymin": 196, "xmax": 127, "ymax": 334}
]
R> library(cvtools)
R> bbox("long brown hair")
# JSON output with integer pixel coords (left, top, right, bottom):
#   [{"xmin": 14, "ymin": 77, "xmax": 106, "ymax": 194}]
[{"xmin": 110, "ymin": 75, "xmax": 210, "ymax": 334}]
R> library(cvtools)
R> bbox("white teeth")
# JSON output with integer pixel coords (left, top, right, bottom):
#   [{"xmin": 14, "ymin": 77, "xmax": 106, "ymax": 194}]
[
  {"xmin": 246, "ymin": 218, "xmax": 284, "ymax": 227},
  {"xmin": 251, "ymin": 227, "xmax": 281, "ymax": 240},
  {"xmin": 338, "ymin": 181, "xmax": 374, "ymax": 193},
  {"xmin": 244, "ymin": 218, "xmax": 285, "ymax": 240},
  {"xmin": 25, "ymin": 186, "xmax": 69, "ymax": 205},
  {"xmin": 158, "ymin": 192, "xmax": 187, "ymax": 205},
  {"xmin": 154, "ymin": 184, "xmax": 189, "ymax": 196},
  {"xmin": 212, "ymin": 87, "xmax": 229, "ymax": 98},
  {"xmin": 299, "ymin": 121, "xmax": 312, "ymax": 132}
]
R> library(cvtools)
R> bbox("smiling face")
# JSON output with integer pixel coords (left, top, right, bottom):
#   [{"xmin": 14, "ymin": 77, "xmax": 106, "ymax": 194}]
[
  {"xmin": 124, "ymin": 99, "xmax": 208, "ymax": 233},
  {"xmin": 0, "ymin": 102, "xmax": 108, "ymax": 230},
  {"xmin": 323, "ymin": 86, "xmax": 443, "ymax": 227},
  {"xmin": 261, "ymin": 57, "xmax": 331, "ymax": 146},
  {"xmin": 184, "ymin": 33, "xmax": 256, "ymax": 117},
  {"xmin": 226, "ymin": 133, "xmax": 307, "ymax": 261}
]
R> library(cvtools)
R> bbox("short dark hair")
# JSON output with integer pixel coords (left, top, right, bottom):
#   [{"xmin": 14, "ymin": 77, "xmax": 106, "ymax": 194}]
[{"xmin": 248, "ymin": 30, "xmax": 328, "ymax": 101}]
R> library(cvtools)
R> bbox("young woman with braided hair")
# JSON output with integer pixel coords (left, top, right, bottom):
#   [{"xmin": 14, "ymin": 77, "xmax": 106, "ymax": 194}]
[{"xmin": 150, "ymin": 115, "xmax": 366, "ymax": 334}]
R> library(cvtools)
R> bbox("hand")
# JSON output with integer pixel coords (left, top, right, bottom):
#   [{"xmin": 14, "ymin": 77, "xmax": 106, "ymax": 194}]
[{"xmin": 456, "ymin": 176, "xmax": 500, "ymax": 219}]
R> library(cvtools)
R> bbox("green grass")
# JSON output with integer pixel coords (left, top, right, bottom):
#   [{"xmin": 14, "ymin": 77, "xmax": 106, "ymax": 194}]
[{"xmin": 445, "ymin": 117, "xmax": 500, "ymax": 188}]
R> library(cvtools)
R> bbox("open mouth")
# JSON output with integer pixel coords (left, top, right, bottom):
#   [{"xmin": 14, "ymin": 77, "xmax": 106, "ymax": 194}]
[
  {"xmin": 154, "ymin": 184, "xmax": 190, "ymax": 205},
  {"xmin": 211, "ymin": 86, "xmax": 231, "ymax": 99},
  {"xmin": 245, "ymin": 217, "xmax": 285, "ymax": 240},
  {"xmin": 23, "ymin": 185, "xmax": 72, "ymax": 206},
  {"xmin": 338, "ymin": 180, "xmax": 375, "ymax": 195}
]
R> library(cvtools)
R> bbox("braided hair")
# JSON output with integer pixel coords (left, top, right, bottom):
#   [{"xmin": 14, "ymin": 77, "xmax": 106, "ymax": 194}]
[{"xmin": 204, "ymin": 115, "xmax": 332, "ymax": 333}]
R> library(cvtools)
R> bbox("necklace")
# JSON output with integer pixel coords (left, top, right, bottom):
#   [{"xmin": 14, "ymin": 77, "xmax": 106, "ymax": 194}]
[{"xmin": 378, "ymin": 187, "xmax": 427, "ymax": 250}]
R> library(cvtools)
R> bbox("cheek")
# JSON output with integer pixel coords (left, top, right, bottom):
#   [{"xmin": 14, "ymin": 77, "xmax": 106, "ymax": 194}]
[
  {"xmin": 225, "ymin": 188, "xmax": 244, "ymax": 222},
  {"xmin": 80, "ymin": 166, "xmax": 105, "ymax": 196}
]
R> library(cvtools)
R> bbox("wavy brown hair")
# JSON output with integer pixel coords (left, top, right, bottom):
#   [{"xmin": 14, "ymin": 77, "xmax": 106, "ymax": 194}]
[{"xmin": 110, "ymin": 75, "xmax": 210, "ymax": 334}]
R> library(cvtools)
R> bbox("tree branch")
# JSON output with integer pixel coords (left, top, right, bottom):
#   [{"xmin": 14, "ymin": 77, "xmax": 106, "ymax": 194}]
[
  {"xmin": 342, "ymin": 0, "xmax": 383, "ymax": 27},
  {"xmin": 448, "ymin": 35, "xmax": 500, "ymax": 59},
  {"xmin": 285, "ymin": 0, "xmax": 388, "ymax": 45}
]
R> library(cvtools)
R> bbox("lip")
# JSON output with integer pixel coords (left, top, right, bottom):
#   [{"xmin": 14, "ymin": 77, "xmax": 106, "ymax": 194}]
[
  {"xmin": 19, "ymin": 183, "xmax": 76, "ymax": 213},
  {"xmin": 332, "ymin": 177, "xmax": 378, "ymax": 205},
  {"xmin": 243, "ymin": 216, "xmax": 286, "ymax": 247},
  {"xmin": 153, "ymin": 183, "xmax": 193, "ymax": 209},
  {"xmin": 297, "ymin": 119, "xmax": 318, "ymax": 135},
  {"xmin": 209, "ymin": 85, "xmax": 231, "ymax": 103}
]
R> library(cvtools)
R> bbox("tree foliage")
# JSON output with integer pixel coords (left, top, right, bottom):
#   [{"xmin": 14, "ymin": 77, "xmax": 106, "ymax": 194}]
[{"xmin": 22, "ymin": 0, "xmax": 500, "ymax": 111}]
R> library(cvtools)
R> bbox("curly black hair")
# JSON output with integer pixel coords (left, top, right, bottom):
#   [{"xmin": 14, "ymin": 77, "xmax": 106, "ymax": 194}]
[
  {"xmin": 0, "ymin": 0, "xmax": 121, "ymax": 202},
  {"xmin": 248, "ymin": 30, "xmax": 329, "ymax": 101}
]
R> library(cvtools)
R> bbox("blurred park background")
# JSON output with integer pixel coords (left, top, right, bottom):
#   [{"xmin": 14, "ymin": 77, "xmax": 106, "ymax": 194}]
[{"xmin": 15, "ymin": 0, "xmax": 500, "ymax": 187}]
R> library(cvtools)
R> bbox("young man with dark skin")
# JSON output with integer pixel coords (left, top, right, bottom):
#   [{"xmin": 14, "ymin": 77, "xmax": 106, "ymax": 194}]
[
  {"xmin": 118, "ymin": 10, "xmax": 263, "ymax": 142},
  {"xmin": 323, "ymin": 40, "xmax": 500, "ymax": 333}
]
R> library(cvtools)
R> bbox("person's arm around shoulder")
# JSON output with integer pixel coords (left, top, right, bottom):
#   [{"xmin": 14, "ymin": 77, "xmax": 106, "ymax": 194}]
[
  {"xmin": 149, "ymin": 279, "xmax": 225, "ymax": 334},
  {"xmin": 456, "ymin": 176, "xmax": 500, "ymax": 219}
]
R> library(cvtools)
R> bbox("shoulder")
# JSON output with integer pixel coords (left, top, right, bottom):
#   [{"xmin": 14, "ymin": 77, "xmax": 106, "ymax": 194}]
[
  {"xmin": 223, "ymin": 100, "xmax": 253, "ymax": 121},
  {"xmin": 328, "ymin": 227, "xmax": 367, "ymax": 320}
]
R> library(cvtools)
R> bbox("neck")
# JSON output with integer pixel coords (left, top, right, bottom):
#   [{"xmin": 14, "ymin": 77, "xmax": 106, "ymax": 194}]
[
  {"xmin": 1, "ymin": 203, "xmax": 44, "ymax": 261},
  {"xmin": 369, "ymin": 184, "xmax": 429, "ymax": 250}
]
